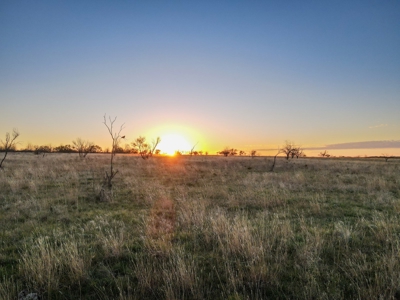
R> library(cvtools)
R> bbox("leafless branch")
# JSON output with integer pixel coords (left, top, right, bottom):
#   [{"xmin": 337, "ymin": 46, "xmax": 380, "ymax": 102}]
[
  {"xmin": 270, "ymin": 148, "xmax": 282, "ymax": 172},
  {"xmin": 101, "ymin": 115, "xmax": 125, "ymax": 198},
  {"xmin": 0, "ymin": 129, "xmax": 20, "ymax": 169}
]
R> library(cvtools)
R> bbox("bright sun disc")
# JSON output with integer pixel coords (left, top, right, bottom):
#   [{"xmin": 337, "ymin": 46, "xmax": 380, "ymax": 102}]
[{"xmin": 158, "ymin": 134, "xmax": 191, "ymax": 155}]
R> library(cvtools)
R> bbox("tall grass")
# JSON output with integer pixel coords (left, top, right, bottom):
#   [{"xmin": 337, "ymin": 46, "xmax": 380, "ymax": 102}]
[{"xmin": 0, "ymin": 153, "xmax": 399, "ymax": 299}]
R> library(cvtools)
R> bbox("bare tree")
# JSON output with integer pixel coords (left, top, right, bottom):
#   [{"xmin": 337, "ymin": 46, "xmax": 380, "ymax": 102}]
[
  {"xmin": 23, "ymin": 143, "xmax": 35, "ymax": 152},
  {"xmin": 131, "ymin": 136, "xmax": 161, "ymax": 159},
  {"xmin": 281, "ymin": 141, "xmax": 294, "ymax": 160},
  {"xmin": 0, "ymin": 129, "xmax": 20, "ymax": 169},
  {"xmin": 131, "ymin": 136, "xmax": 147, "ymax": 157},
  {"xmin": 92, "ymin": 145, "xmax": 102, "ymax": 153},
  {"xmin": 292, "ymin": 147, "xmax": 304, "ymax": 159},
  {"xmin": 381, "ymin": 153, "xmax": 393, "ymax": 162},
  {"xmin": 281, "ymin": 141, "xmax": 303, "ymax": 160},
  {"xmin": 189, "ymin": 142, "xmax": 198, "ymax": 156},
  {"xmin": 34, "ymin": 145, "xmax": 52, "ymax": 156},
  {"xmin": 124, "ymin": 143, "xmax": 132, "ymax": 153},
  {"xmin": 270, "ymin": 149, "xmax": 282, "ymax": 172},
  {"xmin": 319, "ymin": 150, "xmax": 330, "ymax": 158},
  {"xmin": 250, "ymin": 150, "xmax": 257, "ymax": 158},
  {"xmin": 101, "ymin": 115, "xmax": 125, "ymax": 201},
  {"xmin": 54, "ymin": 144, "xmax": 75, "ymax": 153},
  {"xmin": 72, "ymin": 138, "xmax": 95, "ymax": 158},
  {"xmin": 218, "ymin": 148, "xmax": 237, "ymax": 157},
  {"xmin": 219, "ymin": 148, "xmax": 231, "ymax": 157}
]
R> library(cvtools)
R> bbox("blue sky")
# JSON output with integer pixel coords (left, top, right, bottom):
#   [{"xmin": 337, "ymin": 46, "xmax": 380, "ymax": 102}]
[{"xmin": 1, "ymin": 1, "xmax": 399, "ymax": 155}]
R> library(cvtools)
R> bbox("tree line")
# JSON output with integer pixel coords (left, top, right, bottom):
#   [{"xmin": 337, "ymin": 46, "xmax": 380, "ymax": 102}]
[{"xmin": 217, "ymin": 141, "xmax": 305, "ymax": 159}]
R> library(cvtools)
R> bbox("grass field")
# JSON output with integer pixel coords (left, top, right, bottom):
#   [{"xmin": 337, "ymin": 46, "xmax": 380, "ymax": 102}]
[{"xmin": 0, "ymin": 153, "xmax": 399, "ymax": 299}]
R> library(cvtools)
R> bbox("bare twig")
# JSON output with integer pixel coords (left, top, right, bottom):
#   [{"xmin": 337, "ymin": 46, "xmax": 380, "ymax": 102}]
[
  {"xmin": 102, "ymin": 115, "xmax": 125, "ymax": 191},
  {"xmin": 189, "ymin": 142, "xmax": 198, "ymax": 156},
  {"xmin": 0, "ymin": 129, "xmax": 20, "ymax": 169},
  {"xmin": 270, "ymin": 148, "xmax": 282, "ymax": 172}
]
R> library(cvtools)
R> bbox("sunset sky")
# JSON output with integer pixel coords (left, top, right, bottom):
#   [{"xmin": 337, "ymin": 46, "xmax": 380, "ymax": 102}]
[{"xmin": 1, "ymin": 1, "xmax": 399, "ymax": 156}]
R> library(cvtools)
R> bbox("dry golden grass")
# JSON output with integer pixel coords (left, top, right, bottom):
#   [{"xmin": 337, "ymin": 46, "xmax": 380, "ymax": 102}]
[{"xmin": 0, "ymin": 153, "xmax": 399, "ymax": 299}]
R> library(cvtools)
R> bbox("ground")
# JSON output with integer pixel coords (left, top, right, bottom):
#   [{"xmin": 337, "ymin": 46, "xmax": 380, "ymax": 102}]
[{"xmin": 0, "ymin": 153, "xmax": 399, "ymax": 299}]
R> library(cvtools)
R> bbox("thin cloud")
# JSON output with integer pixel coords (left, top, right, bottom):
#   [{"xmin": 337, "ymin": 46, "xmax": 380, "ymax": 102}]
[
  {"xmin": 305, "ymin": 140, "xmax": 400, "ymax": 150},
  {"xmin": 369, "ymin": 124, "xmax": 388, "ymax": 129},
  {"xmin": 254, "ymin": 141, "xmax": 400, "ymax": 152}
]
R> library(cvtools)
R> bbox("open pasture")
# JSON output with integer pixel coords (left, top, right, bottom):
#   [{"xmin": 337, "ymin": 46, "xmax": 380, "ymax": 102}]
[{"xmin": 0, "ymin": 153, "xmax": 399, "ymax": 299}]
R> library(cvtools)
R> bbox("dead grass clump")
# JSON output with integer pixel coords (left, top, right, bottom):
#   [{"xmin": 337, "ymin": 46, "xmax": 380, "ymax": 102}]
[
  {"xmin": 0, "ymin": 276, "xmax": 20, "ymax": 300},
  {"xmin": 296, "ymin": 218, "xmax": 325, "ymax": 268},
  {"xmin": 366, "ymin": 175, "xmax": 388, "ymax": 192},
  {"xmin": 146, "ymin": 197, "xmax": 176, "ymax": 240},
  {"xmin": 333, "ymin": 221, "xmax": 353, "ymax": 245},
  {"xmin": 84, "ymin": 216, "xmax": 127, "ymax": 258},
  {"xmin": 339, "ymin": 249, "xmax": 400, "ymax": 299},
  {"xmin": 19, "ymin": 234, "xmax": 93, "ymax": 295},
  {"xmin": 133, "ymin": 246, "xmax": 200, "ymax": 299},
  {"xmin": 209, "ymin": 210, "xmax": 260, "ymax": 259},
  {"xmin": 162, "ymin": 248, "xmax": 200, "ymax": 299},
  {"xmin": 176, "ymin": 196, "xmax": 208, "ymax": 231}
]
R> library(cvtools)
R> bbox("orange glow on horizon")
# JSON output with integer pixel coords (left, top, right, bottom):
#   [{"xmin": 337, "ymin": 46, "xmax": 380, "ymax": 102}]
[
  {"xmin": 158, "ymin": 133, "xmax": 192, "ymax": 155},
  {"xmin": 142, "ymin": 123, "xmax": 206, "ymax": 155}
]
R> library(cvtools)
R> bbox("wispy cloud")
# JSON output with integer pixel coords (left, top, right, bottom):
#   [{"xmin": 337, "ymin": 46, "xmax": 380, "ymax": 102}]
[
  {"xmin": 255, "ymin": 140, "xmax": 400, "ymax": 152},
  {"xmin": 306, "ymin": 140, "xmax": 400, "ymax": 150},
  {"xmin": 369, "ymin": 124, "xmax": 388, "ymax": 129}
]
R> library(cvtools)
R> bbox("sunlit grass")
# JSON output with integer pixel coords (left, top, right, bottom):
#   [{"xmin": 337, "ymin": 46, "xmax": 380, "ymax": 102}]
[{"xmin": 0, "ymin": 153, "xmax": 399, "ymax": 299}]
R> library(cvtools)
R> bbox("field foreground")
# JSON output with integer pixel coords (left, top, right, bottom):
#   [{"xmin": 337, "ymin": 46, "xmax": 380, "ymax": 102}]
[{"xmin": 0, "ymin": 153, "xmax": 400, "ymax": 299}]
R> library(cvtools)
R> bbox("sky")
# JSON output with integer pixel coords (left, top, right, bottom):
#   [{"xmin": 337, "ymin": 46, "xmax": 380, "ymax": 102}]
[{"xmin": 1, "ymin": 1, "xmax": 399, "ymax": 156}]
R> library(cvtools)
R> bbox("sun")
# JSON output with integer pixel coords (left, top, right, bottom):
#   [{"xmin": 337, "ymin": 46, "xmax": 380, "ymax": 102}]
[{"xmin": 158, "ymin": 134, "xmax": 192, "ymax": 155}]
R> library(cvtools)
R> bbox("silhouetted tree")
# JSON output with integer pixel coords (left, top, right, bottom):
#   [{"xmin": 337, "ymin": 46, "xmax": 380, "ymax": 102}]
[
  {"xmin": 219, "ymin": 148, "xmax": 230, "ymax": 157},
  {"xmin": 319, "ymin": 150, "xmax": 330, "ymax": 158},
  {"xmin": 114, "ymin": 146, "xmax": 125, "ymax": 153},
  {"xmin": 124, "ymin": 143, "xmax": 132, "ymax": 153},
  {"xmin": 218, "ymin": 148, "xmax": 238, "ymax": 157},
  {"xmin": 281, "ymin": 141, "xmax": 303, "ymax": 160},
  {"xmin": 381, "ymin": 153, "xmax": 393, "ymax": 162},
  {"xmin": 72, "ymin": 138, "xmax": 95, "ymax": 158},
  {"xmin": 34, "ymin": 145, "xmax": 52, "ymax": 156},
  {"xmin": 0, "ymin": 129, "xmax": 20, "ymax": 169},
  {"xmin": 54, "ymin": 144, "xmax": 75, "ymax": 153},
  {"xmin": 291, "ymin": 147, "xmax": 304, "ymax": 158},
  {"xmin": 250, "ymin": 150, "xmax": 257, "ymax": 158},
  {"xmin": 91, "ymin": 145, "xmax": 102, "ymax": 153},
  {"xmin": 21, "ymin": 143, "xmax": 35, "ymax": 152},
  {"xmin": 189, "ymin": 142, "xmax": 198, "ymax": 156},
  {"xmin": 131, "ymin": 136, "xmax": 161, "ymax": 159}
]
